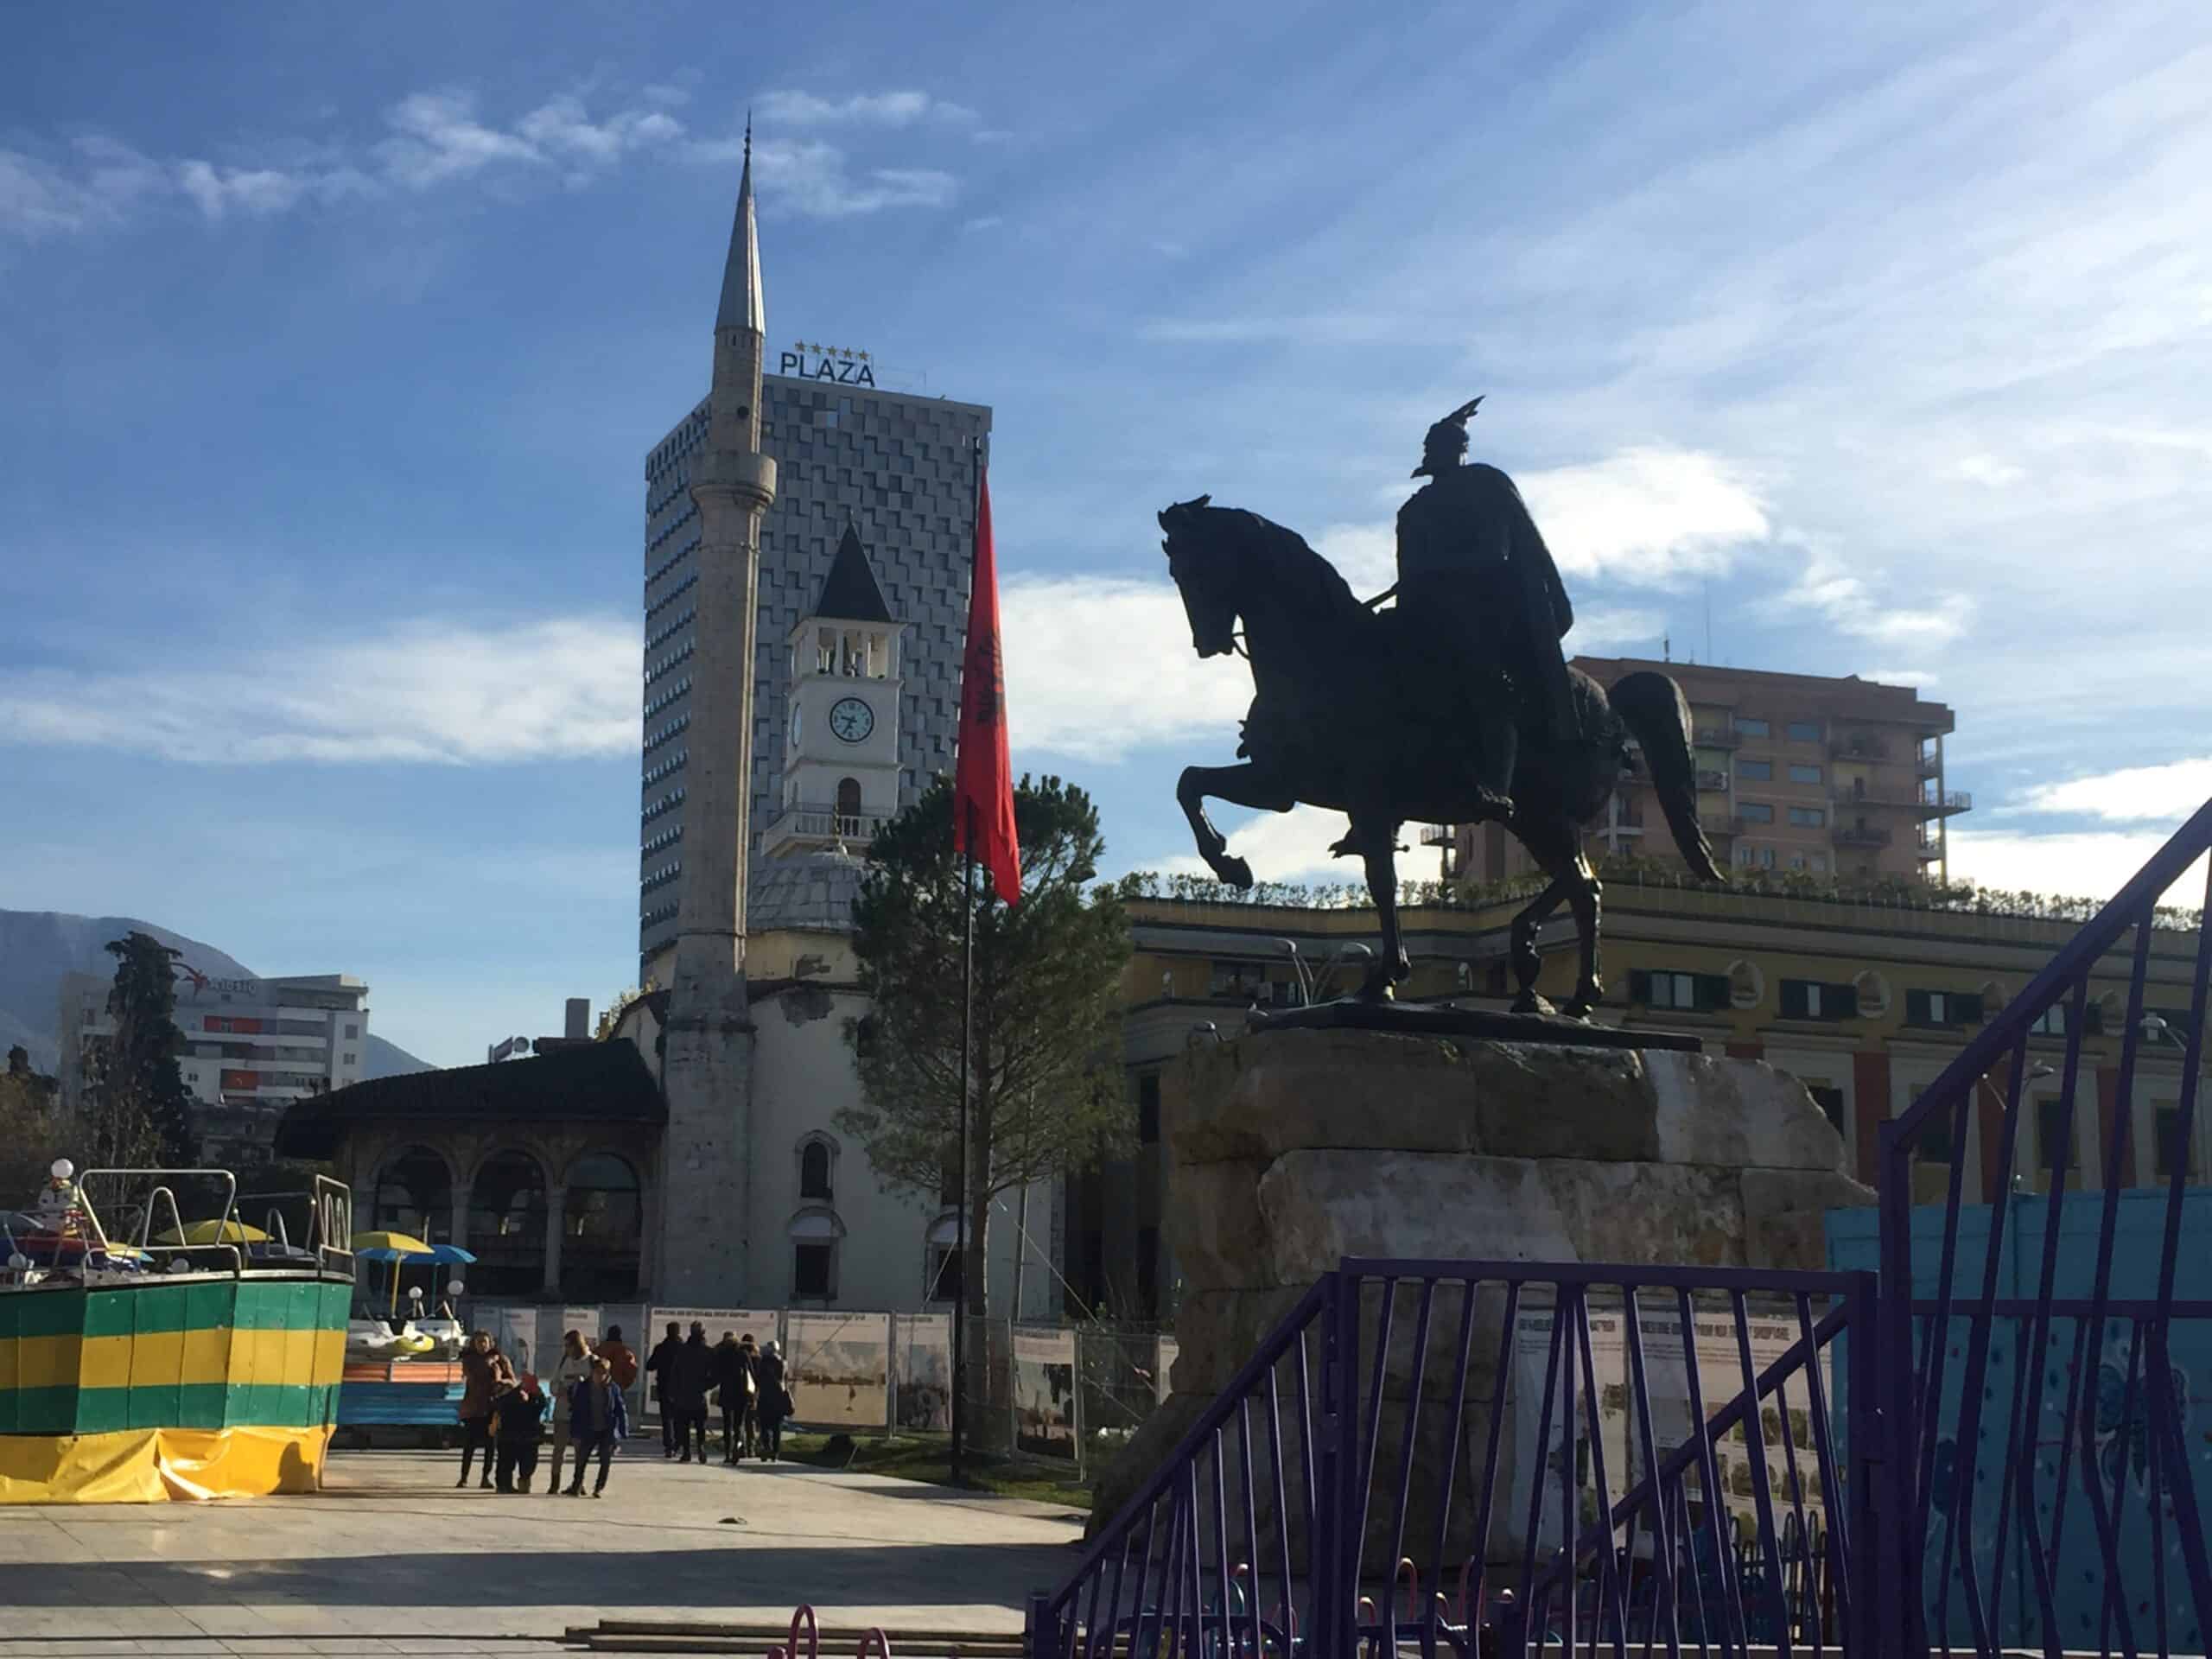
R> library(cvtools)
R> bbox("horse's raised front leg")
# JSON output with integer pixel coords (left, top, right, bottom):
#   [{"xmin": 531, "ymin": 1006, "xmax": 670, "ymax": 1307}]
[{"xmin": 1176, "ymin": 762, "xmax": 1296, "ymax": 891}]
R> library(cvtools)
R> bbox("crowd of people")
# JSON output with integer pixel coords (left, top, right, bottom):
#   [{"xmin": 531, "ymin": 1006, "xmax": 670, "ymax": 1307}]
[
  {"xmin": 644, "ymin": 1319, "xmax": 790, "ymax": 1464},
  {"xmin": 452, "ymin": 1319, "xmax": 791, "ymax": 1497}
]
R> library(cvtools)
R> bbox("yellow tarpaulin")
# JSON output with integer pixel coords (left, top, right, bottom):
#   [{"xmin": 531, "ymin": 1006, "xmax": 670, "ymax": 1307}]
[{"xmin": 0, "ymin": 1423, "xmax": 330, "ymax": 1504}]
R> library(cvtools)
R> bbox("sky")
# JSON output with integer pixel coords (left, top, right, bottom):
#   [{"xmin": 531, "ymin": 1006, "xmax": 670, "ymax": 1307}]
[{"xmin": 3, "ymin": 2, "xmax": 2211, "ymax": 1066}]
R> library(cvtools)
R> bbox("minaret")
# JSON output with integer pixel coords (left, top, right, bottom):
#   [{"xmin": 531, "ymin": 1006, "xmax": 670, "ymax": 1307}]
[{"xmin": 658, "ymin": 124, "xmax": 778, "ymax": 1303}]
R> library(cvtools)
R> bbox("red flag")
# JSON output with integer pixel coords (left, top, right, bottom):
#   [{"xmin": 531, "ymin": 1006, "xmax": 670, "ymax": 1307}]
[{"xmin": 954, "ymin": 456, "xmax": 1021, "ymax": 903}]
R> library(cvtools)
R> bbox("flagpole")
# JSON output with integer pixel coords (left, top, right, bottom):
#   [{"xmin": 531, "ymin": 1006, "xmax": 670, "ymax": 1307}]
[{"xmin": 950, "ymin": 433, "xmax": 982, "ymax": 1486}]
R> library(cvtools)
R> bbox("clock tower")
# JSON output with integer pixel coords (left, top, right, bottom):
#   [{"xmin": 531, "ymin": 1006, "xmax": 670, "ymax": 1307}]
[{"xmin": 762, "ymin": 521, "xmax": 905, "ymax": 860}]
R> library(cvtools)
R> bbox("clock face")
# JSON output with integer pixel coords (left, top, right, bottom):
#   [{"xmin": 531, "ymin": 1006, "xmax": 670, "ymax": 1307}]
[{"xmin": 830, "ymin": 696, "xmax": 875, "ymax": 744}]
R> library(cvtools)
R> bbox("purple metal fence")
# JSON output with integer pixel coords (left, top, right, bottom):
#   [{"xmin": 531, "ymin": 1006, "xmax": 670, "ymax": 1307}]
[
  {"xmin": 1029, "ymin": 1261, "xmax": 1875, "ymax": 1657},
  {"xmin": 1878, "ymin": 799, "xmax": 2212, "ymax": 1652},
  {"xmin": 1030, "ymin": 802, "xmax": 2212, "ymax": 1656}
]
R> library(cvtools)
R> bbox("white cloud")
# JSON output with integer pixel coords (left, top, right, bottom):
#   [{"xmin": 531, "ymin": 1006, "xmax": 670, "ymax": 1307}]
[
  {"xmin": 0, "ymin": 616, "xmax": 637, "ymax": 765},
  {"xmin": 1153, "ymin": 804, "xmax": 1356, "ymax": 886},
  {"xmin": 2012, "ymin": 756, "xmax": 2212, "ymax": 823},
  {"xmin": 1864, "ymin": 667, "xmax": 1939, "ymax": 688},
  {"xmin": 1948, "ymin": 830, "xmax": 2207, "ymax": 909},
  {"xmin": 1517, "ymin": 447, "xmax": 1770, "ymax": 585},
  {"xmin": 377, "ymin": 90, "xmax": 544, "ymax": 188},
  {"xmin": 747, "ymin": 140, "xmax": 956, "ymax": 218},
  {"xmin": 1762, "ymin": 550, "xmax": 1973, "ymax": 646},
  {"xmin": 963, "ymin": 214, "xmax": 1005, "ymax": 232},
  {"xmin": 516, "ymin": 96, "xmax": 683, "ymax": 166},
  {"xmin": 1952, "ymin": 454, "xmax": 2025, "ymax": 488},
  {"xmin": 1001, "ymin": 575, "xmax": 1251, "ymax": 762},
  {"xmin": 756, "ymin": 90, "xmax": 976, "ymax": 128},
  {"xmin": 176, "ymin": 161, "xmax": 308, "ymax": 221}
]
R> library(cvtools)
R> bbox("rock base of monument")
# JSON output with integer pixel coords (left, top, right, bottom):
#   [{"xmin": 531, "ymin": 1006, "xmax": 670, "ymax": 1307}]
[{"xmin": 1089, "ymin": 1027, "xmax": 1872, "ymax": 1567}]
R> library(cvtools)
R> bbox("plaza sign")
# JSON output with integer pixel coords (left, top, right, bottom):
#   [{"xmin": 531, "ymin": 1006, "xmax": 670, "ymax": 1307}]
[{"xmin": 778, "ymin": 340, "xmax": 877, "ymax": 386}]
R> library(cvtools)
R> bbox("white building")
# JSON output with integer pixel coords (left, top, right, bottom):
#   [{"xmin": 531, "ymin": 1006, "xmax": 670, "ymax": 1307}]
[{"xmin": 59, "ymin": 968, "xmax": 372, "ymax": 1166}]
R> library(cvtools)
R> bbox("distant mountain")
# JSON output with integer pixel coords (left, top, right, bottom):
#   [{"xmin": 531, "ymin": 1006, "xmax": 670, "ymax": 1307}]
[{"xmin": 0, "ymin": 908, "xmax": 432, "ymax": 1078}]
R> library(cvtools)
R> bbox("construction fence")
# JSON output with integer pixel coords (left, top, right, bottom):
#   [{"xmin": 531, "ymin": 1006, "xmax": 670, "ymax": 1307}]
[{"xmin": 461, "ymin": 1299, "xmax": 1178, "ymax": 1479}]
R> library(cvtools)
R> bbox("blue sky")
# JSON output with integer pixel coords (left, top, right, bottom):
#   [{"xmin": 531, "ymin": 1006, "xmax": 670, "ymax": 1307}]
[{"xmin": 4, "ymin": 2, "xmax": 2210, "ymax": 1065}]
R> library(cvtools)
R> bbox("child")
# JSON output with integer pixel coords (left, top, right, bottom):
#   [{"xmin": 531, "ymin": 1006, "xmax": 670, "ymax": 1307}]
[{"xmin": 491, "ymin": 1370, "xmax": 547, "ymax": 1493}]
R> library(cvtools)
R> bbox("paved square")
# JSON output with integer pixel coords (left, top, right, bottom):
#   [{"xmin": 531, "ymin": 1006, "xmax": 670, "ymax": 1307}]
[{"xmin": 0, "ymin": 1446, "xmax": 1084, "ymax": 1656}]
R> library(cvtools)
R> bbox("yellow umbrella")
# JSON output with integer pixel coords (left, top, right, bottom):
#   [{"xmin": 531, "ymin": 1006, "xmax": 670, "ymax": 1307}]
[
  {"xmin": 350, "ymin": 1230, "xmax": 439, "ymax": 1314},
  {"xmin": 155, "ymin": 1218, "xmax": 270, "ymax": 1246},
  {"xmin": 350, "ymin": 1230, "xmax": 435, "ymax": 1256}
]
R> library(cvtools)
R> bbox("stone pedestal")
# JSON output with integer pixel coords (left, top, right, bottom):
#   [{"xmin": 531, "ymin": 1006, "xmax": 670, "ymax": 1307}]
[{"xmin": 1090, "ymin": 1028, "xmax": 1872, "ymax": 1560}]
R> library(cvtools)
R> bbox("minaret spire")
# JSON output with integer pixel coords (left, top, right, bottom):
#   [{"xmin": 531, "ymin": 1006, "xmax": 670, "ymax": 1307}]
[
  {"xmin": 661, "ymin": 122, "xmax": 779, "ymax": 1303},
  {"xmin": 716, "ymin": 114, "xmax": 765, "ymax": 334}
]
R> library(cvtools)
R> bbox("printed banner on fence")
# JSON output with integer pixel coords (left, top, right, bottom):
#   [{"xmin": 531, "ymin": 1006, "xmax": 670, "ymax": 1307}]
[
  {"xmin": 646, "ymin": 1306, "xmax": 782, "ymax": 1349},
  {"xmin": 893, "ymin": 1313, "xmax": 952, "ymax": 1432},
  {"xmin": 560, "ymin": 1306, "xmax": 601, "ymax": 1343},
  {"xmin": 1011, "ymin": 1324, "xmax": 1078, "ymax": 1463},
  {"xmin": 785, "ymin": 1312, "xmax": 891, "ymax": 1429},
  {"xmin": 471, "ymin": 1304, "xmax": 538, "ymax": 1375},
  {"xmin": 1509, "ymin": 1295, "xmax": 1833, "ymax": 1552}
]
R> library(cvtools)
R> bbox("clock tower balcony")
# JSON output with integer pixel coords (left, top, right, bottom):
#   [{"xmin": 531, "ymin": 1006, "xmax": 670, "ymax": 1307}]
[{"xmin": 760, "ymin": 800, "xmax": 893, "ymax": 858}]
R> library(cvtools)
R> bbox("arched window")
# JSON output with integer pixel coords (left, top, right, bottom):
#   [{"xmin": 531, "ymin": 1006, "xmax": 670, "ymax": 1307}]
[
  {"xmin": 800, "ymin": 1140, "xmax": 833, "ymax": 1200},
  {"xmin": 372, "ymin": 1147, "xmax": 453, "ymax": 1244},
  {"xmin": 467, "ymin": 1150, "xmax": 548, "ymax": 1297},
  {"xmin": 563, "ymin": 1152, "xmax": 643, "ymax": 1300},
  {"xmin": 835, "ymin": 777, "xmax": 862, "ymax": 833}
]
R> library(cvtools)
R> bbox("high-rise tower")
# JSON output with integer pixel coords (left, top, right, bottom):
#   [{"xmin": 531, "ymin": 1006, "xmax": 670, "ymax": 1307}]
[{"xmin": 656, "ymin": 130, "xmax": 777, "ymax": 1302}]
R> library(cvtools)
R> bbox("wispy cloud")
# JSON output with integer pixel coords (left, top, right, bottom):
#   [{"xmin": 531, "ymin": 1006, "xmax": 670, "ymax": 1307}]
[
  {"xmin": 2011, "ymin": 756, "xmax": 2212, "ymax": 823},
  {"xmin": 0, "ymin": 617, "xmax": 637, "ymax": 765},
  {"xmin": 2, "ymin": 84, "xmax": 971, "ymax": 239},
  {"xmin": 1949, "ymin": 829, "xmax": 2208, "ymax": 908},
  {"xmin": 756, "ymin": 90, "xmax": 977, "ymax": 128},
  {"xmin": 1762, "ymin": 550, "xmax": 1973, "ymax": 646}
]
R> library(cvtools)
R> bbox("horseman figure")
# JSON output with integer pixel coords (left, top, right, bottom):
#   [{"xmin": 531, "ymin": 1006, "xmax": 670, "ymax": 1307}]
[{"xmin": 1394, "ymin": 396, "xmax": 1577, "ymax": 818}]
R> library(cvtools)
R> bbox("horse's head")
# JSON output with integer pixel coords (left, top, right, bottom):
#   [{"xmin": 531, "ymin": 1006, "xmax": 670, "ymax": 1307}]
[{"xmin": 1158, "ymin": 494, "xmax": 1238, "ymax": 659}]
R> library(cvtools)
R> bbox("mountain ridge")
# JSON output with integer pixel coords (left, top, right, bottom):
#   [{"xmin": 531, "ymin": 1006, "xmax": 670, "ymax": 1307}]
[{"xmin": 0, "ymin": 908, "xmax": 431, "ymax": 1082}]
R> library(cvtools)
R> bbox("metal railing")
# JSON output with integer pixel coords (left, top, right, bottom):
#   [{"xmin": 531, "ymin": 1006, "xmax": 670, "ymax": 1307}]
[
  {"xmin": 1877, "ymin": 796, "xmax": 2212, "ymax": 1651},
  {"xmin": 1030, "ymin": 1260, "xmax": 1873, "ymax": 1658}
]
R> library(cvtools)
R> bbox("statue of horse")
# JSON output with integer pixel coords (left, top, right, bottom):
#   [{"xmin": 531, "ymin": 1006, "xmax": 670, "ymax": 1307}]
[{"xmin": 1157, "ymin": 495, "xmax": 1722, "ymax": 1014}]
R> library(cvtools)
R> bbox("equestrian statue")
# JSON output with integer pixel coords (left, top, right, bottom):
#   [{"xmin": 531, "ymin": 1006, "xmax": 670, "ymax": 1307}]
[{"xmin": 1160, "ymin": 397, "xmax": 1721, "ymax": 1014}]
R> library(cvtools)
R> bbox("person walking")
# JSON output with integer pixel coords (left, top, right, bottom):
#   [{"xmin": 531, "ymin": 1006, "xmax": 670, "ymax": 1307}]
[
  {"xmin": 713, "ymin": 1331, "xmax": 753, "ymax": 1465},
  {"xmin": 544, "ymin": 1329, "xmax": 594, "ymax": 1498},
  {"xmin": 564, "ymin": 1353, "xmax": 630, "ymax": 1497},
  {"xmin": 736, "ymin": 1333, "xmax": 762, "ymax": 1459},
  {"xmin": 599, "ymin": 1325, "xmax": 639, "ymax": 1396},
  {"xmin": 491, "ymin": 1369, "xmax": 546, "ymax": 1492},
  {"xmin": 455, "ymin": 1331, "xmax": 512, "ymax": 1490},
  {"xmin": 670, "ymin": 1321, "xmax": 714, "ymax": 1463},
  {"xmin": 754, "ymin": 1338, "xmax": 789, "ymax": 1464},
  {"xmin": 645, "ymin": 1321, "xmax": 683, "ymax": 1459}
]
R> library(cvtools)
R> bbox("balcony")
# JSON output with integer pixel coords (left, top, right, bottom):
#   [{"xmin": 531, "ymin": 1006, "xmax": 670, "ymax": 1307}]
[
  {"xmin": 1924, "ymin": 789, "xmax": 1972, "ymax": 817},
  {"xmin": 1692, "ymin": 727, "xmax": 1740, "ymax": 750},
  {"xmin": 1699, "ymin": 815, "xmax": 1745, "ymax": 837},
  {"xmin": 1694, "ymin": 768, "xmax": 1729, "ymax": 791},
  {"xmin": 1420, "ymin": 823, "xmax": 1454, "ymax": 847},
  {"xmin": 1834, "ymin": 823, "xmax": 1893, "ymax": 847},
  {"xmin": 1916, "ymin": 746, "xmax": 1942, "ymax": 779},
  {"xmin": 1914, "ymin": 829, "xmax": 1944, "ymax": 861},
  {"xmin": 760, "ymin": 803, "xmax": 891, "ymax": 850},
  {"xmin": 1831, "ymin": 734, "xmax": 1890, "ymax": 761}
]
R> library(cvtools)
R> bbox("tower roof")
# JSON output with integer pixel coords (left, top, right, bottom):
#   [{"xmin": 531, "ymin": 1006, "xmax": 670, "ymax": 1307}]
[
  {"xmin": 715, "ymin": 121, "xmax": 765, "ymax": 334},
  {"xmin": 813, "ymin": 522, "xmax": 897, "ymax": 624}
]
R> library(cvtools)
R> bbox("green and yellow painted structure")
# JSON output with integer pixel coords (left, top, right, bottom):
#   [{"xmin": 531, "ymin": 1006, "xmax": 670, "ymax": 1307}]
[{"xmin": 0, "ymin": 1272, "xmax": 352, "ymax": 1503}]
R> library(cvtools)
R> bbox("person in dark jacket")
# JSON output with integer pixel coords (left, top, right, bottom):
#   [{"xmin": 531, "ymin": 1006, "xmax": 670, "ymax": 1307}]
[
  {"xmin": 565, "ymin": 1354, "xmax": 630, "ymax": 1497},
  {"xmin": 644, "ymin": 1320, "xmax": 683, "ymax": 1459},
  {"xmin": 754, "ymin": 1338, "xmax": 789, "ymax": 1463},
  {"xmin": 491, "ymin": 1370, "xmax": 546, "ymax": 1492},
  {"xmin": 669, "ymin": 1322, "xmax": 714, "ymax": 1462},
  {"xmin": 455, "ymin": 1331, "xmax": 514, "ymax": 1490},
  {"xmin": 712, "ymin": 1332, "xmax": 754, "ymax": 1465},
  {"xmin": 736, "ymin": 1333, "xmax": 763, "ymax": 1458}
]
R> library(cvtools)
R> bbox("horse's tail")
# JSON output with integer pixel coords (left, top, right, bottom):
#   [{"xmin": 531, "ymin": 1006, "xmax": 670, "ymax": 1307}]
[{"xmin": 1610, "ymin": 671, "xmax": 1724, "ymax": 883}]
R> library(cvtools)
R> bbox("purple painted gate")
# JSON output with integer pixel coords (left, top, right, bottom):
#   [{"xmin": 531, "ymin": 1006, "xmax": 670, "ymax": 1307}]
[{"xmin": 1027, "ymin": 802, "xmax": 2212, "ymax": 1656}]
